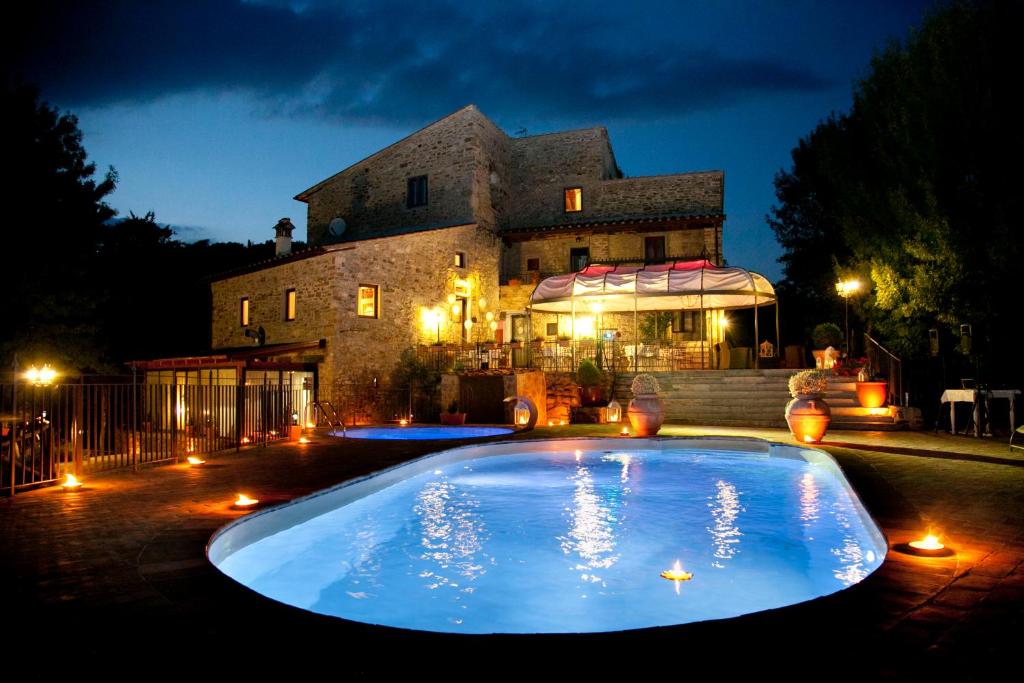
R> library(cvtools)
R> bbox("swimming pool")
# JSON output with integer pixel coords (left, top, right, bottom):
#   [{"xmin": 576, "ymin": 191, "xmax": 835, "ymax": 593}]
[
  {"xmin": 209, "ymin": 438, "xmax": 886, "ymax": 634},
  {"xmin": 331, "ymin": 425, "xmax": 514, "ymax": 440}
]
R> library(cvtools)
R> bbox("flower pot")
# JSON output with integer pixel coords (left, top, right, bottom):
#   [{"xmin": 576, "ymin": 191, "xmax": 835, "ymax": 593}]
[
  {"xmin": 627, "ymin": 395, "xmax": 664, "ymax": 436},
  {"xmin": 507, "ymin": 278, "xmax": 522, "ymax": 287},
  {"xmin": 581, "ymin": 385, "xmax": 605, "ymax": 407},
  {"xmin": 440, "ymin": 412, "xmax": 467, "ymax": 425},
  {"xmin": 856, "ymin": 381, "xmax": 888, "ymax": 409},
  {"xmin": 785, "ymin": 394, "xmax": 831, "ymax": 443},
  {"xmin": 288, "ymin": 425, "xmax": 303, "ymax": 441}
]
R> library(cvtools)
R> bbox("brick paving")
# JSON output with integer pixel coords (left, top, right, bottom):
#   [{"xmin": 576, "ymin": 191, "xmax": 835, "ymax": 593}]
[{"xmin": 1, "ymin": 426, "xmax": 1021, "ymax": 678}]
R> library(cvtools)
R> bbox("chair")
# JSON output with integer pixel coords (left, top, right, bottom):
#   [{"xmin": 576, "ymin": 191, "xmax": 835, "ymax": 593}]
[{"xmin": 1011, "ymin": 425, "xmax": 1024, "ymax": 452}]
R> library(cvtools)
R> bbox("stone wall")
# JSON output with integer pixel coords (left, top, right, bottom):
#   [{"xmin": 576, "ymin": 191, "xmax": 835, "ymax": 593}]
[
  {"xmin": 302, "ymin": 106, "xmax": 487, "ymax": 245},
  {"xmin": 212, "ymin": 223, "xmax": 501, "ymax": 391}
]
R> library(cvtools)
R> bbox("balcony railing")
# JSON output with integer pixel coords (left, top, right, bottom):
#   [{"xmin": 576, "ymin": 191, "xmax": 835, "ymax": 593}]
[{"xmin": 415, "ymin": 340, "xmax": 714, "ymax": 374}]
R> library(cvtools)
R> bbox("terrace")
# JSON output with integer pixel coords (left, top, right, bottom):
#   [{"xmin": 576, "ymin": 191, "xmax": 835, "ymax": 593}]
[{"xmin": 1, "ymin": 423, "xmax": 1020, "ymax": 676}]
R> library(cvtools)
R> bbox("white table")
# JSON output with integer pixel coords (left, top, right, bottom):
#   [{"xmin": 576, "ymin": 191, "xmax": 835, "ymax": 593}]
[{"xmin": 940, "ymin": 389, "xmax": 1019, "ymax": 437}]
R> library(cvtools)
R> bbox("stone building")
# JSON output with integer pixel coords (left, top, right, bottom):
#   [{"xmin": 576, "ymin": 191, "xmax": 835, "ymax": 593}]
[{"xmin": 206, "ymin": 105, "xmax": 725, "ymax": 396}]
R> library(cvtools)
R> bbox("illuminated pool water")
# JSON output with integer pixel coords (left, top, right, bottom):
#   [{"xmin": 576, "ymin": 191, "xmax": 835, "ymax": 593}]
[
  {"xmin": 331, "ymin": 425, "xmax": 514, "ymax": 440},
  {"xmin": 209, "ymin": 438, "xmax": 886, "ymax": 634}
]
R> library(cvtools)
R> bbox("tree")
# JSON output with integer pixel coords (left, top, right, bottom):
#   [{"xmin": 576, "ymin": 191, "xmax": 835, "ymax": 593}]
[
  {"xmin": 769, "ymin": 1, "xmax": 1022, "ymax": 386},
  {"xmin": 1, "ymin": 82, "xmax": 116, "ymax": 372}
]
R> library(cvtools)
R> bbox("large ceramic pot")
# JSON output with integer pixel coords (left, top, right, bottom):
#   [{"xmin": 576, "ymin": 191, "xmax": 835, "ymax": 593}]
[
  {"xmin": 628, "ymin": 395, "xmax": 664, "ymax": 436},
  {"xmin": 855, "ymin": 381, "xmax": 888, "ymax": 409},
  {"xmin": 440, "ymin": 412, "xmax": 467, "ymax": 425},
  {"xmin": 785, "ymin": 394, "xmax": 831, "ymax": 443}
]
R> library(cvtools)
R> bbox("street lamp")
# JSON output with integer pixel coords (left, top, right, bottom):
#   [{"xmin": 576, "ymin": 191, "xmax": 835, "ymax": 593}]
[{"xmin": 835, "ymin": 279, "xmax": 862, "ymax": 354}]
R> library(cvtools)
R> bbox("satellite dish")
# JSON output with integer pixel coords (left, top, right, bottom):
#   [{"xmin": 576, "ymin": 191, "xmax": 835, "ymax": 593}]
[{"xmin": 328, "ymin": 217, "xmax": 347, "ymax": 237}]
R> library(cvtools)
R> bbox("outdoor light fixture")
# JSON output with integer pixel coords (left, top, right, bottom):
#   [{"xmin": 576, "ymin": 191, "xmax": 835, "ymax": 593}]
[
  {"xmin": 620, "ymin": 426, "xmax": 630, "ymax": 437},
  {"xmin": 187, "ymin": 456, "xmax": 206, "ymax": 466},
  {"xmin": 485, "ymin": 311, "xmax": 494, "ymax": 322},
  {"xmin": 901, "ymin": 534, "xmax": 954, "ymax": 557},
  {"xmin": 241, "ymin": 436, "xmax": 251, "ymax": 444},
  {"xmin": 24, "ymin": 364, "xmax": 58, "ymax": 386},
  {"xmin": 478, "ymin": 297, "xmax": 487, "ymax": 309},
  {"xmin": 447, "ymin": 293, "xmax": 456, "ymax": 305},
  {"xmin": 835, "ymin": 278, "xmax": 862, "ymax": 354},
  {"xmin": 233, "ymin": 494, "xmax": 259, "ymax": 509},
  {"xmin": 399, "ymin": 419, "xmax": 409, "ymax": 426},
  {"xmin": 660, "ymin": 560, "xmax": 693, "ymax": 582},
  {"xmin": 514, "ymin": 400, "xmax": 530, "ymax": 426},
  {"xmin": 298, "ymin": 436, "xmax": 310, "ymax": 444},
  {"xmin": 606, "ymin": 399, "xmax": 622, "ymax": 423},
  {"xmin": 61, "ymin": 473, "xmax": 82, "ymax": 491}
]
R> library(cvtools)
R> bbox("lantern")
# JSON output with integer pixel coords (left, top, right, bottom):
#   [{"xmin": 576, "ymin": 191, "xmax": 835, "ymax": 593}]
[
  {"xmin": 514, "ymin": 399, "xmax": 530, "ymax": 426},
  {"xmin": 606, "ymin": 399, "xmax": 622, "ymax": 423}
]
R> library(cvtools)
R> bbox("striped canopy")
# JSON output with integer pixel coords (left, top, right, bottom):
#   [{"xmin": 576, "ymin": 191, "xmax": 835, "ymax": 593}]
[{"xmin": 528, "ymin": 260, "xmax": 776, "ymax": 313}]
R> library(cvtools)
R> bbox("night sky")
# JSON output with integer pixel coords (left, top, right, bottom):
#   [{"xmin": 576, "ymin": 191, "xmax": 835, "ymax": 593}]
[{"xmin": 11, "ymin": 0, "xmax": 934, "ymax": 279}]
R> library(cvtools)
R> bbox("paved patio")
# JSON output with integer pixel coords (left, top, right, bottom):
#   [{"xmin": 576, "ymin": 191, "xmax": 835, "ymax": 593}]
[{"xmin": 1, "ymin": 425, "xmax": 1021, "ymax": 677}]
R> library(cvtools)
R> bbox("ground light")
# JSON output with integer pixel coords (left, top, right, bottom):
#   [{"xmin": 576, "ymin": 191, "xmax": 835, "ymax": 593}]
[
  {"xmin": 61, "ymin": 473, "xmax": 82, "ymax": 491},
  {"xmin": 620, "ymin": 426, "xmax": 630, "ymax": 437},
  {"xmin": 187, "ymin": 456, "xmax": 206, "ymax": 466},
  {"xmin": 233, "ymin": 494, "xmax": 259, "ymax": 510},
  {"xmin": 899, "ymin": 534, "xmax": 955, "ymax": 557},
  {"xmin": 298, "ymin": 436, "xmax": 310, "ymax": 444}
]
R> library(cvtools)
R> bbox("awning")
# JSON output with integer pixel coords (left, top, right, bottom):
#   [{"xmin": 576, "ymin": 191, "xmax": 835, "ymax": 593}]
[{"xmin": 528, "ymin": 260, "xmax": 776, "ymax": 313}]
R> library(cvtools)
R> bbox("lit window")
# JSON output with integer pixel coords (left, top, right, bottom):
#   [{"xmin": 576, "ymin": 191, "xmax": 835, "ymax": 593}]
[
  {"xmin": 357, "ymin": 285, "xmax": 379, "ymax": 318},
  {"xmin": 240, "ymin": 298, "xmax": 249, "ymax": 327},
  {"xmin": 285, "ymin": 289, "xmax": 296, "ymax": 321},
  {"xmin": 454, "ymin": 251, "xmax": 466, "ymax": 268},
  {"xmin": 407, "ymin": 175, "xmax": 428, "ymax": 208},
  {"xmin": 564, "ymin": 187, "xmax": 582, "ymax": 212}
]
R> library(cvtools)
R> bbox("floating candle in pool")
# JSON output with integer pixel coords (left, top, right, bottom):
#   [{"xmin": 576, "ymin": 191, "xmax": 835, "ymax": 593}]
[
  {"xmin": 187, "ymin": 456, "xmax": 205, "ymax": 466},
  {"xmin": 234, "ymin": 494, "xmax": 259, "ymax": 509},
  {"xmin": 660, "ymin": 560, "xmax": 693, "ymax": 582},
  {"xmin": 62, "ymin": 473, "xmax": 82, "ymax": 491}
]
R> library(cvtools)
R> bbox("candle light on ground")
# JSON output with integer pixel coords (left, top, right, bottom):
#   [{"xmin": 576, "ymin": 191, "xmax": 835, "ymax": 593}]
[
  {"xmin": 187, "ymin": 456, "xmax": 206, "ymax": 466},
  {"xmin": 233, "ymin": 494, "xmax": 259, "ymax": 509},
  {"xmin": 61, "ymin": 473, "xmax": 82, "ymax": 491}
]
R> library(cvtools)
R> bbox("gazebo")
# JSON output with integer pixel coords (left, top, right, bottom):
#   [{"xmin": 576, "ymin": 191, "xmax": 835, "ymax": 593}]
[{"xmin": 527, "ymin": 260, "xmax": 778, "ymax": 370}]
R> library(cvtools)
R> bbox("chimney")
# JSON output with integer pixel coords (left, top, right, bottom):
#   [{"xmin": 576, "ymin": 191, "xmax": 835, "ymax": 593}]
[{"xmin": 274, "ymin": 217, "xmax": 295, "ymax": 257}]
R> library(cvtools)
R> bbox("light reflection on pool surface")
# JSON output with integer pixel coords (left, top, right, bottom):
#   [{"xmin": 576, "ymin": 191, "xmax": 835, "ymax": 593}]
[
  {"xmin": 331, "ymin": 425, "xmax": 514, "ymax": 440},
  {"xmin": 209, "ymin": 438, "xmax": 886, "ymax": 634}
]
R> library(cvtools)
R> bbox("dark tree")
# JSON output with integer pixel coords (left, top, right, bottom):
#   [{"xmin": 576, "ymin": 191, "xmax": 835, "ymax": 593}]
[
  {"xmin": 1, "ymin": 82, "xmax": 116, "ymax": 372},
  {"xmin": 769, "ymin": 1, "xmax": 1022, "ymax": 387}
]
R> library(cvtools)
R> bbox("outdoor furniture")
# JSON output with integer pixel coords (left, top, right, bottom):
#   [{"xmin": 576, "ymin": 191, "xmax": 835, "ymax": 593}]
[
  {"xmin": 940, "ymin": 388, "xmax": 1019, "ymax": 437},
  {"xmin": 1010, "ymin": 425, "xmax": 1024, "ymax": 452}
]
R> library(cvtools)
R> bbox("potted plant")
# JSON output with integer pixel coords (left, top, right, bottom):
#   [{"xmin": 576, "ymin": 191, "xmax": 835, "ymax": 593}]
[
  {"xmin": 509, "ymin": 338, "xmax": 522, "ymax": 349},
  {"xmin": 785, "ymin": 370, "xmax": 831, "ymax": 443},
  {"xmin": 440, "ymin": 399, "xmax": 467, "ymax": 425},
  {"xmin": 507, "ymin": 276, "xmax": 522, "ymax": 287},
  {"xmin": 557, "ymin": 334, "xmax": 572, "ymax": 347},
  {"xmin": 483, "ymin": 339, "xmax": 497, "ymax": 349},
  {"xmin": 531, "ymin": 335, "xmax": 545, "ymax": 348},
  {"xmin": 855, "ymin": 368, "xmax": 889, "ymax": 409},
  {"xmin": 577, "ymin": 359, "xmax": 606, "ymax": 406},
  {"xmin": 627, "ymin": 373, "xmax": 664, "ymax": 436},
  {"xmin": 811, "ymin": 323, "xmax": 843, "ymax": 369}
]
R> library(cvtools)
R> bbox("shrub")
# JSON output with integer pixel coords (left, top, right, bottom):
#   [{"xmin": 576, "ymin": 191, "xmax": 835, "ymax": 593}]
[
  {"xmin": 788, "ymin": 370, "xmax": 829, "ymax": 397},
  {"xmin": 576, "ymin": 359, "xmax": 604, "ymax": 387},
  {"xmin": 811, "ymin": 323, "xmax": 844, "ymax": 349},
  {"xmin": 631, "ymin": 373, "xmax": 661, "ymax": 396}
]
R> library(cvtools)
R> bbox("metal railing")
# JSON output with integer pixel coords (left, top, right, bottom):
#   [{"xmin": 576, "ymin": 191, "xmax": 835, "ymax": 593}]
[
  {"xmin": 2, "ymin": 378, "xmax": 304, "ymax": 495},
  {"xmin": 324, "ymin": 383, "xmax": 437, "ymax": 426},
  {"xmin": 865, "ymin": 333, "xmax": 903, "ymax": 406},
  {"xmin": 414, "ymin": 339, "xmax": 714, "ymax": 373}
]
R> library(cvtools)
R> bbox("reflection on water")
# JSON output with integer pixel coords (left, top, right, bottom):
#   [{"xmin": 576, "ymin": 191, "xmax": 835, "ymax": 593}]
[
  {"xmin": 414, "ymin": 474, "xmax": 489, "ymax": 598},
  {"xmin": 707, "ymin": 479, "xmax": 743, "ymax": 568},
  {"xmin": 344, "ymin": 523, "xmax": 384, "ymax": 599},
  {"xmin": 799, "ymin": 471, "xmax": 821, "ymax": 526},
  {"xmin": 829, "ymin": 502, "xmax": 871, "ymax": 586},
  {"xmin": 559, "ymin": 461, "xmax": 621, "ymax": 583},
  {"xmin": 601, "ymin": 452, "xmax": 634, "ymax": 485}
]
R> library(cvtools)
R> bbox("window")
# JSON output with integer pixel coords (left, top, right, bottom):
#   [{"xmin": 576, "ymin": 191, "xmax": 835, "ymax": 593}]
[
  {"xmin": 454, "ymin": 251, "xmax": 466, "ymax": 268},
  {"xmin": 564, "ymin": 187, "xmax": 582, "ymax": 212},
  {"xmin": 285, "ymin": 289, "xmax": 296, "ymax": 321},
  {"xmin": 644, "ymin": 236, "xmax": 666, "ymax": 263},
  {"xmin": 526, "ymin": 258, "xmax": 540, "ymax": 272},
  {"xmin": 673, "ymin": 311, "xmax": 699, "ymax": 334},
  {"xmin": 407, "ymin": 175, "xmax": 428, "ymax": 208},
  {"xmin": 546, "ymin": 322, "xmax": 559, "ymax": 337},
  {"xmin": 240, "ymin": 298, "xmax": 249, "ymax": 327},
  {"xmin": 570, "ymin": 247, "xmax": 590, "ymax": 272},
  {"xmin": 357, "ymin": 285, "xmax": 379, "ymax": 318}
]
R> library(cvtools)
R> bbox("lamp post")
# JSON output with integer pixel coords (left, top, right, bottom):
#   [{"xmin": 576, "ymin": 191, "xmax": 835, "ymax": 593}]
[{"xmin": 835, "ymin": 279, "xmax": 861, "ymax": 355}]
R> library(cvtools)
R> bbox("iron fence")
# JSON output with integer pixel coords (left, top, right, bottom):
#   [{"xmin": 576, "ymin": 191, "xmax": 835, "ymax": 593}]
[
  {"xmin": 414, "ymin": 340, "xmax": 714, "ymax": 374},
  {"xmin": 1, "ymin": 379, "xmax": 304, "ymax": 495},
  {"xmin": 324, "ymin": 383, "xmax": 438, "ymax": 426}
]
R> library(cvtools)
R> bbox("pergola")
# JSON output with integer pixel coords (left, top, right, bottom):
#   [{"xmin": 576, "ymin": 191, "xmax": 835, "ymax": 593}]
[{"xmin": 527, "ymin": 260, "xmax": 778, "ymax": 369}]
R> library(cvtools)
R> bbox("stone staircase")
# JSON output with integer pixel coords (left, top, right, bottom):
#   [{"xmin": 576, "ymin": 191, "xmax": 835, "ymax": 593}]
[{"xmin": 613, "ymin": 370, "xmax": 906, "ymax": 430}]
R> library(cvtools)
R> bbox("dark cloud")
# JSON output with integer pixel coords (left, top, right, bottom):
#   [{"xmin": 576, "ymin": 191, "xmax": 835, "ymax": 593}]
[{"xmin": 9, "ymin": 0, "xmax": 833, "ymax": 126}]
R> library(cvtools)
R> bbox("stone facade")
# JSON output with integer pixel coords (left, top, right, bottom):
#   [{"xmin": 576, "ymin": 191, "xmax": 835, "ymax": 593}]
[{"xmin": 212, "ymin": 104, "xmax": 726, "ymax": 396}]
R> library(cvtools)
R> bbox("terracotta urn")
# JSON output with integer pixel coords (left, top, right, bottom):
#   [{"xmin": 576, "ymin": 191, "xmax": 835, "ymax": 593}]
[
  {"xmin": 855, "ymin": 381, "xmax": 888, "ymax": 409},
  {"xmin": 440, "ymin": 412, "xmax": 467, "ymax": 426},
  {"xmin": 785, "ymin": 394, "xmax": 831, "ymax": 443},
  {"xmin": 628, "ymin": 395, "xmax": 664, "ymax": 436}
]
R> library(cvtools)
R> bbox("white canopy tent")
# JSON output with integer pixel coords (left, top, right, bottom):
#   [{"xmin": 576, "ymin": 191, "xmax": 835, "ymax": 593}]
[{"xmin": 527, "ymin": 260, "xmax": 778, "ymax": 369}]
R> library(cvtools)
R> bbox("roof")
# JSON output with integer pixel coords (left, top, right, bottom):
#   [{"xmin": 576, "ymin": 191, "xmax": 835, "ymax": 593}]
[
  {"xmin": 500, "ymin": 211, "xmax": 724, "ymax": 238},
  {"xmin": 129, "ymin": 340, "xmax": 327, "ymax": 369}
]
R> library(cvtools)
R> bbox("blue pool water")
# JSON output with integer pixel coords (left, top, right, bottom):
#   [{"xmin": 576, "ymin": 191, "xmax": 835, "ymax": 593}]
[
  {"xmin": 332, "ymin": 425, "xmax": 514, "ymax": 440},
  {"xmin": 209, "ymin": 438, "xmax": 886, "ymax": 634}
]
